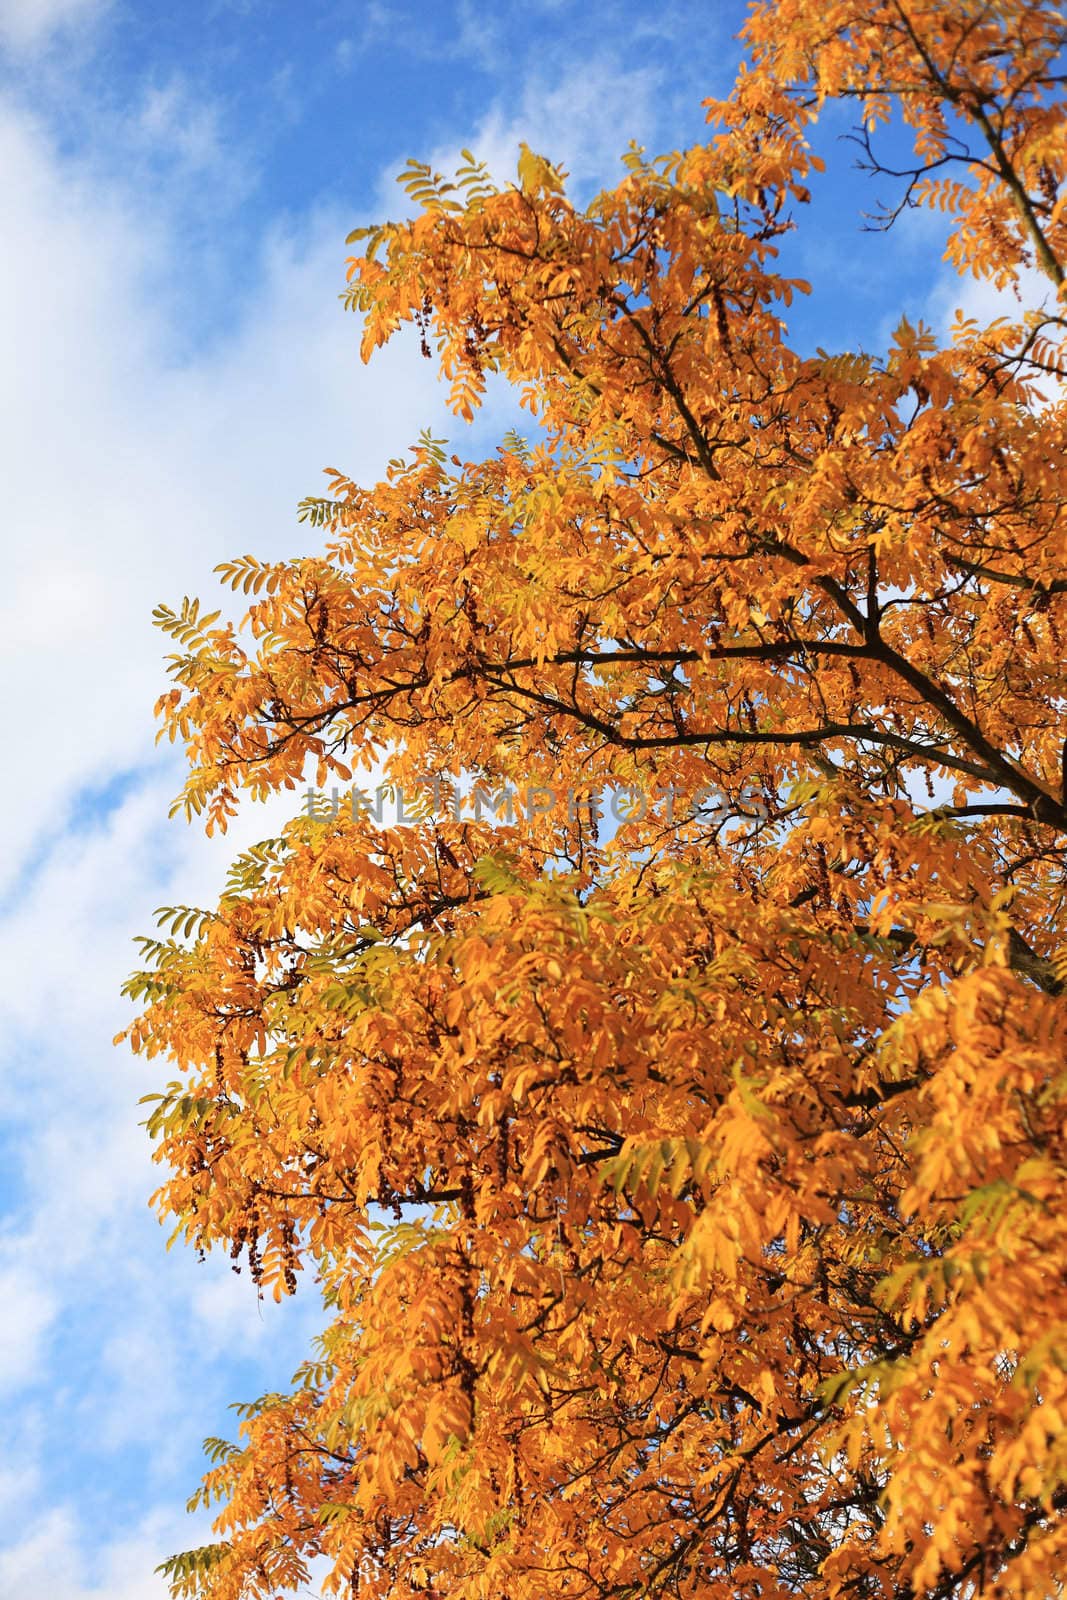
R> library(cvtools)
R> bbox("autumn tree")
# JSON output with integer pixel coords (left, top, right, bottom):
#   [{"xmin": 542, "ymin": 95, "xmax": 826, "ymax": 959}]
[{"xmin": 123, "ymin": 3, "xmax": 1067, "ymax": 1597}]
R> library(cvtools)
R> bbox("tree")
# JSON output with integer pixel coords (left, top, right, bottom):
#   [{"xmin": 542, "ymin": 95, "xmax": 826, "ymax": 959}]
[{"xmin": 123, "ymin": 4, "xmax": 1067, "ymax": 1597}]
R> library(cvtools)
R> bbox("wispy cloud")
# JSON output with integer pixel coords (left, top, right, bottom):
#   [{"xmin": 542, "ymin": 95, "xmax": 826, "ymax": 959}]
[
  {"xmin": 407, "ymin": 48, "xmax": 706, "ymax": 203},
  {"xmin": 452, "ymin": 55, "xmax": 667, "ymax": 190},
  {"xmin": 135, "ymin": 75, "xmax": 227, "ymax": 174},
  {"xmin": 0, "ymin": 1504, "xmax": 186, "ymax": 1598},
  {"xmin": 0, "ymin": 0, "xmax": 108, "ymax": 53},
  {"xmin": 0, "ymin": 1262, "xmax": 55, "ymax": 1393},
  {"xmin": 0, "ymin": 85, "xmax": 451, "ymax": 895},
  {"xmin": 0, "ymin": 773, "xmax": 330, "ymax": 1585}
]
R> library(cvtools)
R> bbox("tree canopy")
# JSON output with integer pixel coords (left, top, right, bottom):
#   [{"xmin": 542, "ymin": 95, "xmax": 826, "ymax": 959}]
[{"xmin": 123, "ymin": 4, "xmax": 1067, "ymax": 1597}]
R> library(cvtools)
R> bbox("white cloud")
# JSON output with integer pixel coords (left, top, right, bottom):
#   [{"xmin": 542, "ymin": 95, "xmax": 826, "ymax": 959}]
[
  {"xmin": 0, "ymin": 0, "xmax": 106, "ymax": 53},
  {"xmin": 135, "ymin": 76, "xmax": 226, "ymax": 175},
  {"xmin": 0, "ymin": 770, "xmax": 319, "ymax": 1244},
  {"xmin": 421, "ymin": 54, "xmax": 667, "ymax": 196},
  {"xmin": 0, "ymin": 1505, "xmax": 190, "ymax": 1599},
  {"xmin": 0, "ymin": 1461, "xmax": 41, "ymax": 1517},
  {"xmin": 0, "ymin": 1263, "xmax": 55, "ymax": 1393},
  {"xmin": 0, "ymin": 791, "xmax": 327, "ymax": 1586},
  {"xmin": 190, "ymin": 1267, "xmax": 274, "ymax": 1345},
  {"xmin": 0, "ymin": 92, "xmax": 450, "ymax": 900},
  {"xmin": 924, "ymin": 258, "xmax": 1064, "ymax": 407},
  {"xmin": 927, "ymin": 259, "xmax": 1057, "ymax": 337}
]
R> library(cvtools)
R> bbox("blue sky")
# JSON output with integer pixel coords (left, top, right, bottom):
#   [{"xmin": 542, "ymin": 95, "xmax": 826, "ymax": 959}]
[{"xmin": 0, "ymin": 2, "xmax": 1003, "ymax": 1594}]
